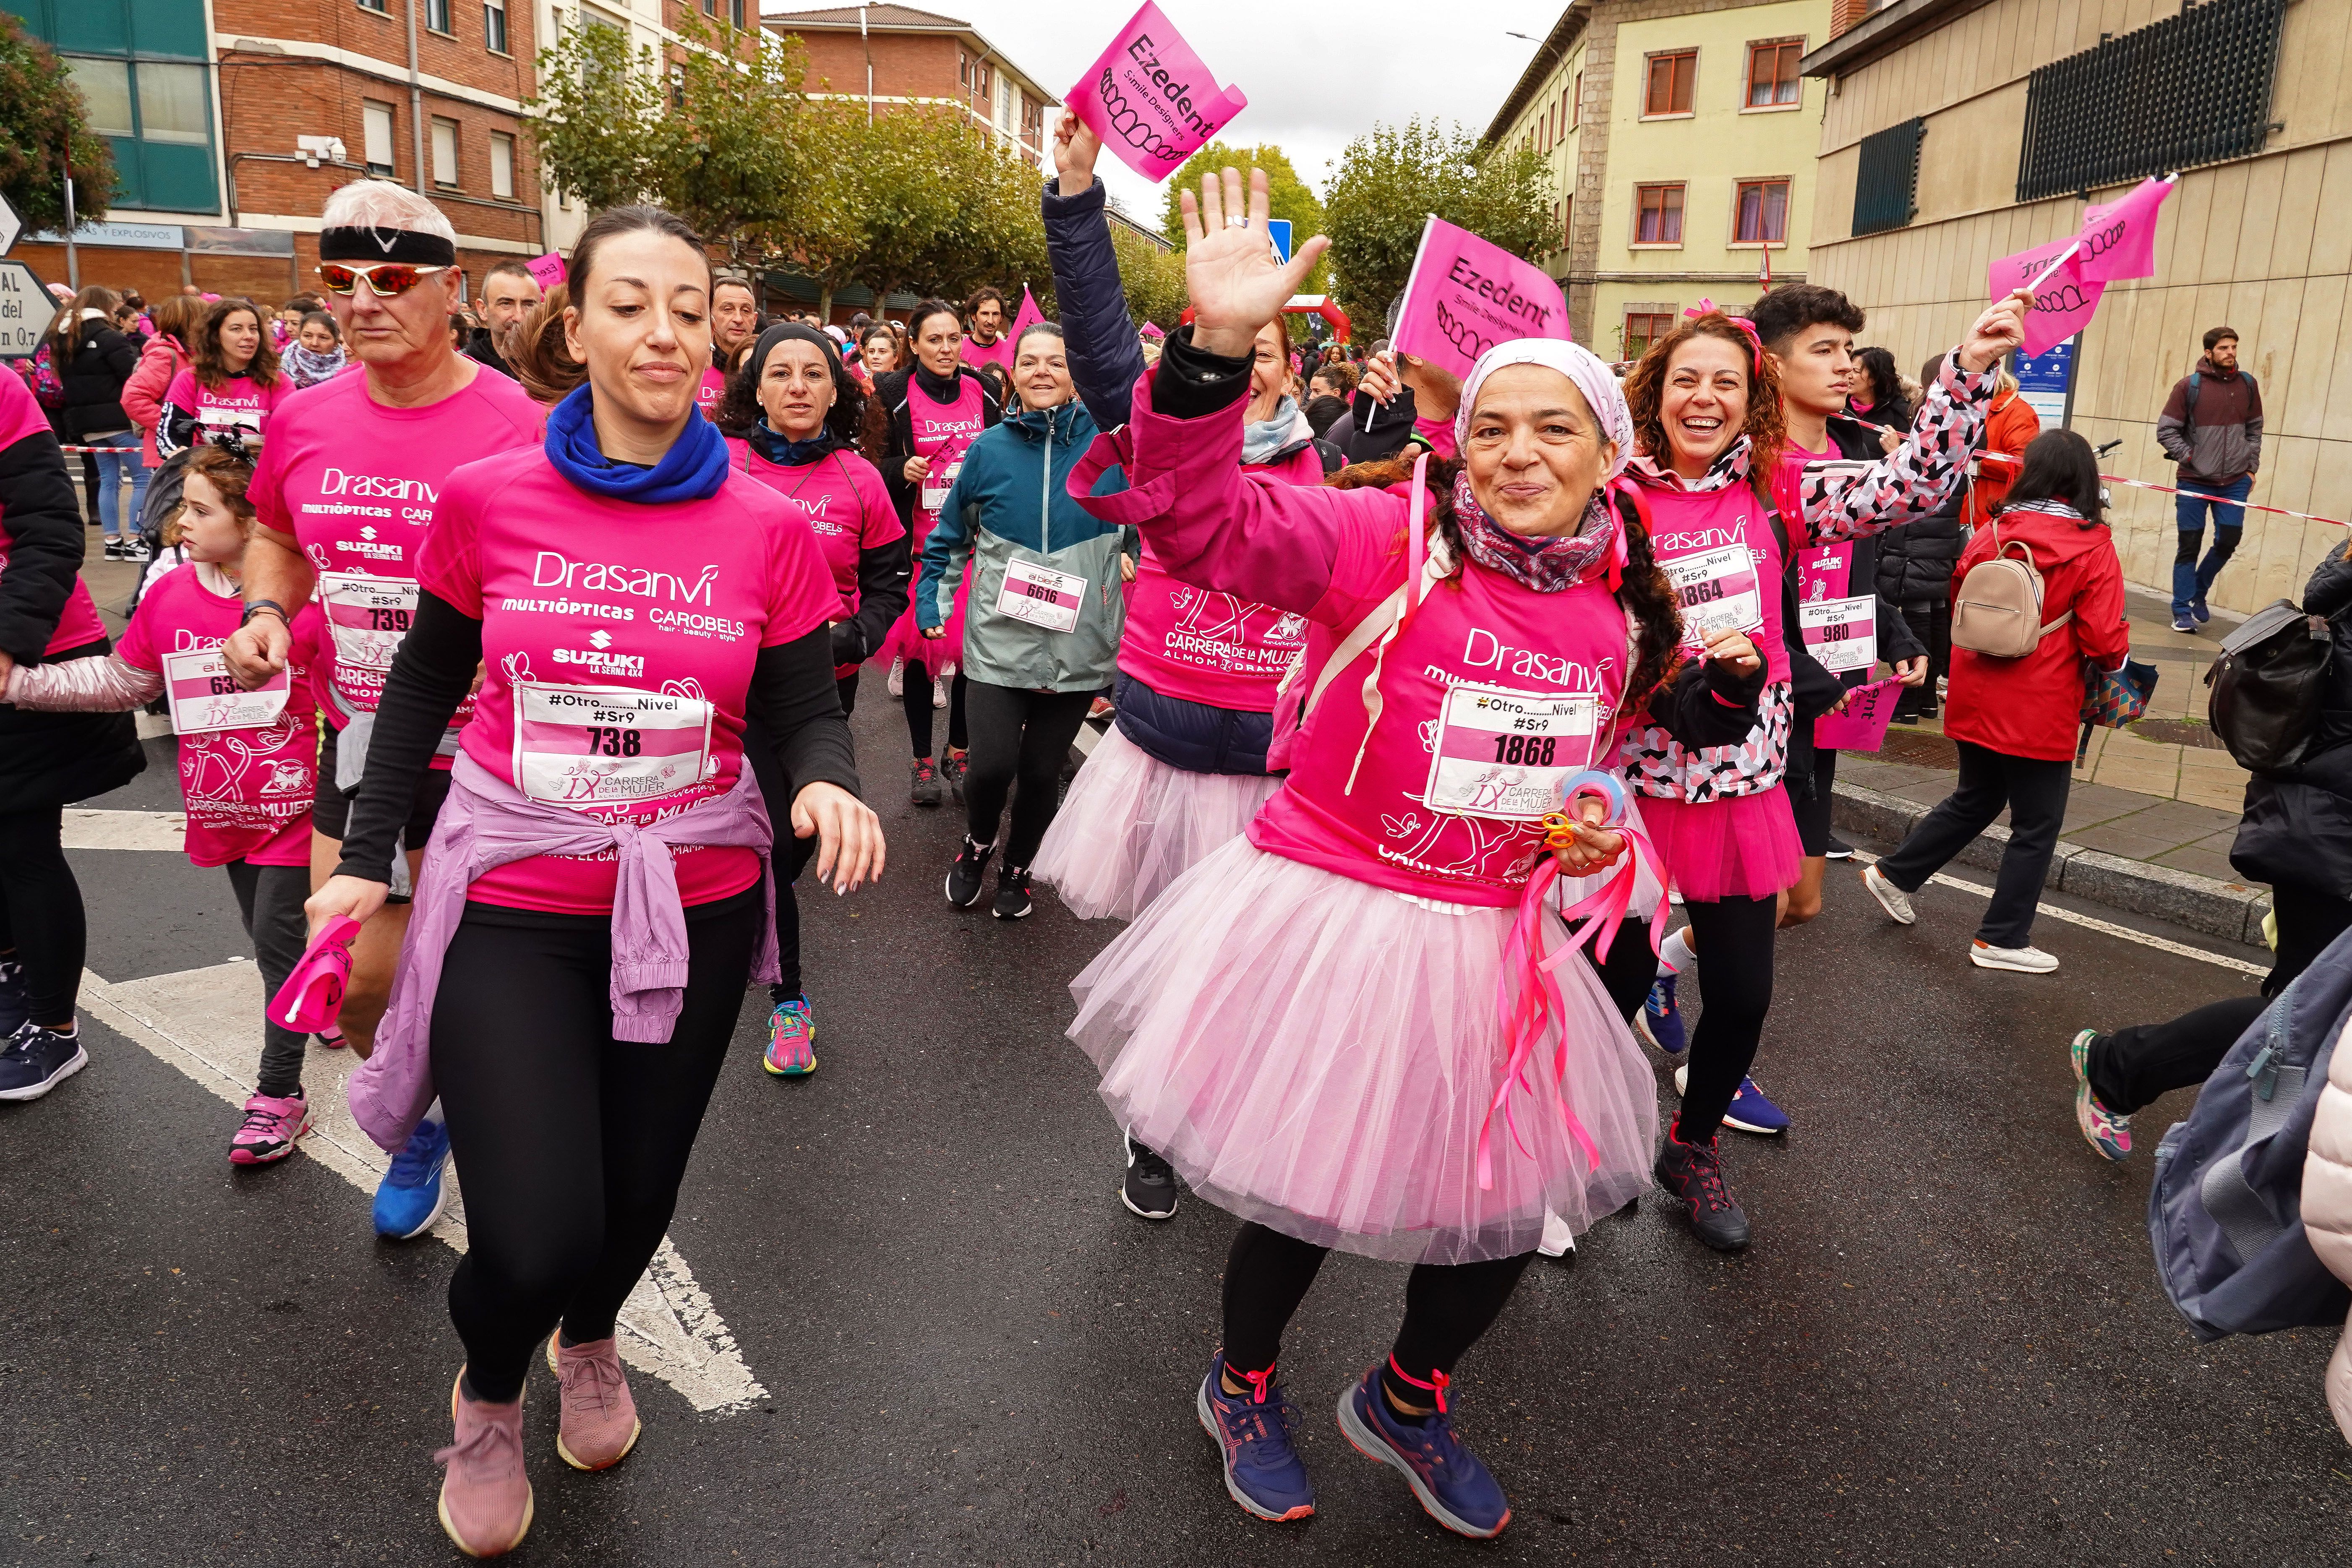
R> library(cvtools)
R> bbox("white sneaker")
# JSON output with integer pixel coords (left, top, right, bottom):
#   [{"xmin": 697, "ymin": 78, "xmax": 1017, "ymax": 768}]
[
  {"xmin": 1971, "ymin": 940, "xmax": 2058, "ymax": 973},
  {"xmin": 1862, "ymin": 863, "xmax": 1915, "ymax": 925},
  {"xmin": 1538, "ymin": 1211, "xmax": 1577, "ymax": 1258},
  {"xmin": 886, "ymin": 657, "xmax": 905, "ymax": 698}
]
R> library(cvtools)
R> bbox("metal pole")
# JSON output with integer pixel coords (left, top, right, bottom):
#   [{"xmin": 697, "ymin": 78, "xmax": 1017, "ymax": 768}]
[
  {"xmin": 61, "ymin": 134, "xmax": 77, "ymax": 290},
  {"xmin": 861, "ymin": 4, "xmax": 873, "ymax": 125},
  {"xmin": 2060, "ymin": 329, "xmax": 2083, "ymax": 432},
  {"xmin": 404, "ymin": 0, "xmax": 427, "ymax": 194}
]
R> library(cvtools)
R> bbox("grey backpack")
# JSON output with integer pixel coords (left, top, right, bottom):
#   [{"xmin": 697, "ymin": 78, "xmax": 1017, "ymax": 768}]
[{"xmin": 2148, "ymin": 932, "xmax": 2352, "ymax": 1340}]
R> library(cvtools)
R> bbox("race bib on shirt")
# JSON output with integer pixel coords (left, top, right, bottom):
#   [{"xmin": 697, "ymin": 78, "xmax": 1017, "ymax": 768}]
[
  {"xmin": 512, "ymin": 683, "xmax": 715, "ymax": 807},
  {"xmin": 921, "ymin": 457, "xmax": 964, "ymax": 514},
  {"xmin": 317, "ymin": 571, "xmax": 417, "ymax": 673},
  {"xmin": 163, "ymin": 647, "xmax": 290, "ymax": 735},
  {"xmin": 1423, "ymin": 682, "xmax": 1599, "ymax": 821},
  {"xmin": 1661, "ymin": 545, "xmax": 1764, "ymax": 651},
  {"xmin": 1799, "ymin": 595, "xmax": 1877, "ymax": 673},
  {"xmin": 996, "ymin": 558, "xmax": 1086, "ymax": 634}
]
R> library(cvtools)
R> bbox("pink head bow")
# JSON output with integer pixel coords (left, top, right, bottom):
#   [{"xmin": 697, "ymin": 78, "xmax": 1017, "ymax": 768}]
[{"xmin": 1685, "ymin": 299, "xmax": 1765, "ymax": 376}]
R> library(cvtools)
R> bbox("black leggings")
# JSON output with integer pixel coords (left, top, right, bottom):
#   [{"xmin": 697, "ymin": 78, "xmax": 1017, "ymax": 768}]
[
  {"xmin": 1221, "ymin": 1222, "xmax": 1535, "ymax": 1401},
  {"xmin": 0, "ymin": 806, "xmax": 83, "ymax": 1026},
  {"xmin": 430, "ymin": 891, "xmax": 761, "ymax": 1404},
  {"xmin": 903, "ymin": 666, "xmax": 968, "ymax": 761},
  {"xmin": 747, "ymin": 674, "xmax": 856, "ymax": 1006},
  {"xmin": 963, "ymin": 681, "xmax": 1095, "ymax": 869},
  {"xmin": 1584, "ymin": 896, "xmax": 1777, "ymax": 1145},
  {"xmin": 225, "ymin": 860, "xmax": 312, "ymax": 1097}
]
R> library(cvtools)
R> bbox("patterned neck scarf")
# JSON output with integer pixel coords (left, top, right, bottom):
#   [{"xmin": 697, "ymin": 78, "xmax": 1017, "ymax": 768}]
[
  {"xmin": 1626, "ymin": 434, "xmax": 1752, "ymax": 494},
  {"xmin": 1449, "ymin": 471, "xmax": 1616, "ymax": 593}
]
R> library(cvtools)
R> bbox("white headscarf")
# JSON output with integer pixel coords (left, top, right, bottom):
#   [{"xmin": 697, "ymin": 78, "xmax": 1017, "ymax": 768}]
[{"xmin": 1454, "ymin": 338, "xmax": 1634, "ymax": 482}]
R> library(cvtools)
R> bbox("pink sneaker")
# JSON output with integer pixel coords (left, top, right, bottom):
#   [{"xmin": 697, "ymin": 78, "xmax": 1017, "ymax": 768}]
[
  {"xmin": 227, "ymin": 1090, "xmax": 309, "ymax": 1165},
  {"xmin": 435, "ymin": 1373, "xmax": 533, "ymax": 1557},
  {"xmin": 546, "ymin": 1333, "xmax": 641, "ymax": 1470}
]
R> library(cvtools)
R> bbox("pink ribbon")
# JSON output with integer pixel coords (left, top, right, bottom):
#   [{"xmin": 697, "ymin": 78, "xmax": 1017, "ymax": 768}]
[{"xmin": 1684, "ymin": 298, "xmax": 1765, "ymax": 376}]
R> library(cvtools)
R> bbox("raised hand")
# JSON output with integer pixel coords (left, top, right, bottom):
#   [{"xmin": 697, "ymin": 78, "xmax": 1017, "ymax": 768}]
[
  {"xmin": 1179, "ymin": 166, "xmax": 1329, "ymax": 358},
  {"xmin": 1959, "ymin": 287, "xmax": 2031, "ymax": 372},
  {"xmin": 1054, "ymin": 109, "xmax": 1102, "ymax": 196}
]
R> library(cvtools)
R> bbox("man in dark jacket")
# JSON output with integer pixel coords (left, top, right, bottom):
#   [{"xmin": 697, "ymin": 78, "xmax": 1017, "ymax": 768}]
[
  {"xmin": 2156, "ymin": 326, "xmax": 2263, "ymax": 631},
  {"xmin": 462, "ymin": 259, "xmax": 540, "ymax": 380}
]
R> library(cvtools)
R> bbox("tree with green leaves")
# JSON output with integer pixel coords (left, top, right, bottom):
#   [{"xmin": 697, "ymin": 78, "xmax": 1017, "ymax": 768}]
[
  {"xmin": 1322, "ymin": 119, "xmax": 1551, "ymax": 334},
  {"xmin": 1110, "ymin": 220, "xmax": 1185, "ymax": 331},
  {"xmin": 0, "ymin": 15, "xmax": 115, "ymax": 235},
  {"xmin": 1157, "ymin": 141, "xmax": 1327, "ymax": 293}
]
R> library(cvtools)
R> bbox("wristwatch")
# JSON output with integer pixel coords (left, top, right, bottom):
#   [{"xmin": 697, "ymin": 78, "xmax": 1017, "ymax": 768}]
[{"xmin": 240, "ymin": 598, "xmax": 290, "ymax": 627}]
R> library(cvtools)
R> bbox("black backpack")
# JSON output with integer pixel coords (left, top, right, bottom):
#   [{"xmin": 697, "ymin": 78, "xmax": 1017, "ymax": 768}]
[{"xmin": 2206, "ymin": 599, "xmax": 2335, "ymax": 772}]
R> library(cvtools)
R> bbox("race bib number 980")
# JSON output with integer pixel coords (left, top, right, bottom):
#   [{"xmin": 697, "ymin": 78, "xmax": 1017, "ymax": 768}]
[
  {"xmin": 1799, "ymin": 594, "xmax": 1877, "ymax": 674},
  {"xmin": 1423, "ymin": 683, "xmax": 1600, "ymax": 821},
  {"xmin": 512, "ymin": 684, "xmax": 715, "ymax": 807}
]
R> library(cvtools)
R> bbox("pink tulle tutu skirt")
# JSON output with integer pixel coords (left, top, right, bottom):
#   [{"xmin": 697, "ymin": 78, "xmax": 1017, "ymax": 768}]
[
  {"xmin": 1068, "ymin": 836, "xmax": 1659, "ymax": 1264},
  {"xmin": 881, "ymin": 569, "xmax": 967, "ymax": 680},
  {"xmin": 1033, "ymin": 726, "xmax": 1282, "ymax": 921},
  {"xmin": 1639, "ymin": 785, "xmax": 1802, "ymax": 904}
]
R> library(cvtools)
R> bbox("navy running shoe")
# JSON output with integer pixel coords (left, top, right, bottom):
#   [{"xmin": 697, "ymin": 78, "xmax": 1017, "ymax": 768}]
[
  {"xmin": 1196, "ymin": 1354, "xmax": 1315, "ymax": 1523},
  {"xmin": 0, "ymin": 1021, "xmax": 87, "ymax": 1102},
  {"xmin": 1671, "ymin": 1063, "xmax": 1791, "ymax": 1135},
  {"xmin": 375, "ymin": 1117, "xmax": 452, "ymax": 1239},
  {"xmin": 1636, "ymin": 972, "xmax": 1686, "ymax": 1054},
  {"xmin": 1336, "ymin": 1362, "xmax": 1510, "ymax": 1539}
]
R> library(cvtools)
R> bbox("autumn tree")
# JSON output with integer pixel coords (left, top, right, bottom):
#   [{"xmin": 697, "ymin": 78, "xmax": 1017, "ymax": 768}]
[
  {"xmin": 1157, "ymin": 141, "xmax": 1328, "ymax": 293},
  {"xmin": 1322, "ymin": 119, "xmax": 1551, "ymax": 333},
  {"xmin": 0, "ymin": 15, "xmax": 116, "ymax": 234}
]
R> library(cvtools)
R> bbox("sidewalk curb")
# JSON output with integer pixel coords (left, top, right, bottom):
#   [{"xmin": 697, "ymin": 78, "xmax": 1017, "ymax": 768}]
[{"xmin": 1831, "ymin": 780, "xmax": 2271, "ymax": 944}]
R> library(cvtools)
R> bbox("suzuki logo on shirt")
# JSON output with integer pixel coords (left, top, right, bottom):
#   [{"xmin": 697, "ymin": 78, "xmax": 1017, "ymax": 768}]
[
  {"xmin": 588, "ymin": 630, "xmax": 613, "ymax": 650},
  {"xmin": 533, "ymin": 552, "xmax": 720, "ymax": 606},
  {"xmin": 1461, "ymin": 627, "xmax": 1613, "ymax": 689},
  {"xmin": 360, "ymin": 525, "xmax": 378, "ymax": 541},
  {"xmin": 552, "ymin": 646, "xmax": 647, "ymax": 676}
]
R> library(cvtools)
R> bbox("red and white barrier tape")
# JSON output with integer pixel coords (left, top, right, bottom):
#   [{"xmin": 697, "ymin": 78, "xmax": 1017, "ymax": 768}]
[{"xmin": 1981, "ymin": 451, "xmax": 2343, "ymax": 530}]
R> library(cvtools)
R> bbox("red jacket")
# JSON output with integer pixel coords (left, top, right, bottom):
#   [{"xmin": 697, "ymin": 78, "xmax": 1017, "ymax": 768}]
[{"xmin": 1944, "ymin": 503, "xmax": 2129, "ymax": 761}]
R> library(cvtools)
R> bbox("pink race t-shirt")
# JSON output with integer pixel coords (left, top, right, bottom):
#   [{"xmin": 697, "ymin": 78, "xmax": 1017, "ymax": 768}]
[
  {"xmin": 248, "ymin": 364, "xmax": 543, "ymax": 728},
  {"xmin": 907, "ymin": 375, "xmax": 989, "ymax": 539},
  {"xmin": 1630, "ymin": 478, "xmax": 1790, "ymax": 684},
  {"xmin": 728, "ymin": 441, "xmax": 903, "ymax": 678},
  {"xmin": 164, "ymin": 367, "xmax": 287, "ymax": 446},
  {"xmin": 696, "ymin": 365, "xmax": 727, "ymax": 419},
  {"xmin": 1249, "ymin": 519, "xmax": 1633, "ymax": 908},
  {"xmin": 961, "ymin": 334, "xmax": 1014, "ymax": 374},
  {"xmin": 0, "ymin": 371, "xmax": 106, "ymax": 654},
  {"xmin": 115, "ymin": 568, "xmax": 323, "ymax": 868},
  {"xmin": 418, "ymin": 446, "xmax": 840, "ymax": 914}
]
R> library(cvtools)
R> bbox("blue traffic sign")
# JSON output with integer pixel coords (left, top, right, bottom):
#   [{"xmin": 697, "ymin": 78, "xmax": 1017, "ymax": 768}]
[{"xmin": 1268, "ymin": 219, "xmax": 1292, "ymax": 264}]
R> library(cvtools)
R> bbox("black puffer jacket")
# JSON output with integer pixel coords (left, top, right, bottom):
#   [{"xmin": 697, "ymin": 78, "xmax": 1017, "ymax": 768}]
[
  {"xmin": 1875, "ymin": 412, "xmax": 1970, "ymax": 607},
  {"xmin": 2233, "ymin": 542, "xmax": 2352, "ymax": 898},
  {"xmin": 57, "ymin": 318, "xmax": 138, "ymax": 441}
]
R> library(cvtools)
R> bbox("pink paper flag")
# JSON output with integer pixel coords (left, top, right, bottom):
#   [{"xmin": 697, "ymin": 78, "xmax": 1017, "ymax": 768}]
[
  {"xmin": 1990, "ymin": 237, "xmax": 2104, "ymax": 358},
  {"xmin": 1812, "ymin": 676, "xmax": 1903, "ymax": 751},
  {"xmin": 1066, "ymin": 2, "xmax": 1248, "ymax": 184},
  {"xmin": 1387, "ymin": 216, "xmax": 1572, "ymax": 383},
  {"xmin": 1009, "ymin": 285, "xmax": 1045, "ymax": 344},
  {"xmin": 524, "ymin": 250, "xmax": 566, "ymax": 293},
  {"xmin": 2075, "ymin": 175, "xmax": 2175, "ymax": 284}
]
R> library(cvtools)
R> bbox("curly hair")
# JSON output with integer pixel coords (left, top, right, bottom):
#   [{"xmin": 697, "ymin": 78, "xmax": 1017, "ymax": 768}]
[
  {"xmin": 191, "ymin": 298, "xmax": 283, "ymax": 391},
  {"xmin": 1324, "ymin": 454, "xmax": 1683, "ymax": 717},
  {"xmin": 715, "ymin": 328, "xmax": 868, "ymax": 446},
  {"xmin": 1621, "ymin": 310, "xmax": 1786, "ymax": 505}
]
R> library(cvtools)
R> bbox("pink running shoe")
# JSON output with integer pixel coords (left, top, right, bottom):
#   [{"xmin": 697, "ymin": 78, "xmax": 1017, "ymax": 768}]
[
  {"xmin": 436, "ymin": 1373, "xmax": 533, "ymax": 1557},
  {"xmin": 228, "ymin": 1090, "xmax": 309, "ymax": 1165},
  {"xmin": 546, "ymin": 1333, "xmax": 641, "ymax": 1470}
]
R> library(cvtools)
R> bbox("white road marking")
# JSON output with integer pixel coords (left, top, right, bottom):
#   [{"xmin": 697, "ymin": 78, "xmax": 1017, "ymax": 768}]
[
  {"xmin": 62, "ymin": 808, "xmax": 186, "ymax": 851},
  {"xmin": 78, "ymin": 960, "xmax": 768, "ymax": 1413},
  {"xmin": 1850, "ymin": 851, "xmax": 2270, "ymax": 979}
]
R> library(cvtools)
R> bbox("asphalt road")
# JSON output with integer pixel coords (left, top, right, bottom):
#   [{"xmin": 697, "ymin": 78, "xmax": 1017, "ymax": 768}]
[{"xmin": 4, "ymin": 689, "xmax": 2344, "ymax": 1567}]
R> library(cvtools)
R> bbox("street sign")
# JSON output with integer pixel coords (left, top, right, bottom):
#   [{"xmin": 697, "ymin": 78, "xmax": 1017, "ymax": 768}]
[
  {"xmin": 2012, "ymin": 335, "xmax": 2076, "ymax": 430},
  {"xmin": 0, "ymin": 259, "xmax": 51, "ymax": 357},
  {"xmin": 0, "ymin": 193, "xmax": 21, "ymax": 256},
  {"xmin": 1268, "ymin": 218, "xmax": 1292, "ymax": 265}
]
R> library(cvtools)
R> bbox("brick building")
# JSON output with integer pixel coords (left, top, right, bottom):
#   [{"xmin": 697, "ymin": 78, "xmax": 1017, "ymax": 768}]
[{"xmin": 761, "ymin": 4, "xmax": 1053, "ymax": 168}]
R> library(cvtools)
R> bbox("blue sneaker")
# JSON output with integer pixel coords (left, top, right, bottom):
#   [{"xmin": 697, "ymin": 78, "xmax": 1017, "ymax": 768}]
[
  {"xmin": 1636, "ymin": 972, "xmax": 1686, "ymax": 1054},
  {"xmin": 1335, "ymin": 1362, "xmax": 1511, "ymax": 1539},
  {"xmin": 1671, "ymin": 1064, "xmax": 1791, "ymax": 1135},
  {"xmin": 0, "ymin": 1021, "xmax": 87, "ymax": 1102},
  {"xmin": 1196, "ymin": 1354, "xmax": 1315, "ymax": 1522},
  {"xmin": 375, "ymin": 1118, "xmax": 452, "ymax": 1240},
  {"xmin": 2192, "ymin": 596, "xmax": 2212, "ymax": 625}
]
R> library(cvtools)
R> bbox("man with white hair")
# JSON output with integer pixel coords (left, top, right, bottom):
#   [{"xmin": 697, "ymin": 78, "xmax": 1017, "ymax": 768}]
[{"xmin": 222, "ymin": 180, "xmax": 543, "ymax": 1242}]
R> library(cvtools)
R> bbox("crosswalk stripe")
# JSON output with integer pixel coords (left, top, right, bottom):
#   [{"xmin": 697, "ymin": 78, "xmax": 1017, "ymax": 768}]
[{"xmin": 63, "ymin": 809, "xmax": 187, "ymax": 851}]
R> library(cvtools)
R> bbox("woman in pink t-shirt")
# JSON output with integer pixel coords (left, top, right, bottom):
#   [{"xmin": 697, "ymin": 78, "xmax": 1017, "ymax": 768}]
[
  {"xmin": 158, "ymin": 297, "xmax": 287, "ymax": 458},
  {"xmin": 1065, "ymin": 173, "xmax": 1763, "ymax": 1537},
  {"xmin": 305, "ymin": 206, "xmax": 883, "ymax": 1559},
  {"xmin": 7, "ymin": 447, "xmax": 329, "ymax": 1161},
  {"xmin": 718, "ymin": 320, "xmax": 906, "ymax": 1075}
]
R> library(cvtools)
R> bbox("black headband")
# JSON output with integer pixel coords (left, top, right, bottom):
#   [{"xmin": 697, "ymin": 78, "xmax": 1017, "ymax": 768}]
[
  {"xmin": 749, "ymin": 322, "xmax": 845, "ymax": 379},
  {"xmin": 318, "ymin": 225, "xmax": 457, "ymax": 267}
]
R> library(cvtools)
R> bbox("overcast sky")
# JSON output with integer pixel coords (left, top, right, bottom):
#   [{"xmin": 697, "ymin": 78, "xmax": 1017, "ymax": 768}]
[{"xmin": 785, "ymin": 1, "xmax": 1568, "ymax": 227}]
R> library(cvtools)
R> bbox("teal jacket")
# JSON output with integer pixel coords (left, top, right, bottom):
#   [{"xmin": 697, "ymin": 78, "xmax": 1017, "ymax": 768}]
[{"xmin": 917, "ymin": 399, "xmax": 1129, "ymax": 692}]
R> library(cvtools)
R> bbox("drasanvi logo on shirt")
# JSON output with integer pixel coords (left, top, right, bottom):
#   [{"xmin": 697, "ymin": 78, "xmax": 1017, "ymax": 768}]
[
  {"xmin": 532, "ymin": 551, "xmax": 723, "ymax": 606},
  {"xmin": 1459, "ymin": 628, "xmax": 1615, "ymax": 690}
]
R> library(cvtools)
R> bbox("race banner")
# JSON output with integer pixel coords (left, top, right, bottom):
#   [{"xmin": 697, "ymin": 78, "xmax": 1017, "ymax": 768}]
[
  {"xmin": 1389, "ymin": 215, "xmax": 1573, "ymax": 382},
  {"xmin": 1067, "ymin": 3, "xmax": 1248, "ymax": 184}
]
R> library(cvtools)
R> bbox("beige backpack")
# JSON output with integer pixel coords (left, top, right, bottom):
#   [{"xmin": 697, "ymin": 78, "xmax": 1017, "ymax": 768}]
[{"xmin": 1951, "ymin": 521, "xmax": 2073, "ymax": 658}]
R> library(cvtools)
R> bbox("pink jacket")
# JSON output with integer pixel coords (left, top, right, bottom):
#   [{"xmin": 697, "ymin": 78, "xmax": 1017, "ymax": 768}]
[
  {"xmin": 2303, "ymin": 1020, "xmax": 2352, "ymax": 1446},
  {"xmin": 120, "ymin": 334, "xmax": 186, "ymax": 467}
]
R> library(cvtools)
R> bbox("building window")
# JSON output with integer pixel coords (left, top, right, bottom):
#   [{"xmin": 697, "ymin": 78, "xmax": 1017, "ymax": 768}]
[
  {"xmin": 1634, "ymin": 183, "xmax": 1684, "ymax": 245},
  {"xmin": 1644, "ymin": 50, "xmax": 1695, "ymax": 116},
  {"xmin": 489, "ymin": 131, "xmax": 515, "ymax": 198},
  {"xmin": 1571, "ymin": 73, "xmax": 1580, "ymax": 127},
  {"xmin": 64, "ymin": 58, "xmax": 133, "ymax": 137},
  {"xmin": 1625, "ymin": 312, "xmax": 1676, "ymax": 361},
  {"xmin": 731, "ymin": 0, "xmax": 745, "ymax": 28},
  {"xmin": 669, "ymin": 63, "xmax": 684, "ymax": 108},
  {"xmin": 431, "ymin": 117, "xmax": 459, "ymax": 187},
  {"xmin": 1561, "ymin": 193, "xmax": 1574, "ymax": 250},
  {"xmin": 1853, "ymin": 116, "xmax": 1924, "ymax": 235},
  {"xmin": 358, "ymin": 0, "xmax": 386, "ymax": 13},
  {"xmin": 424, "ymin": 0, "xmax": 452, "ymax": 32},
  {"xmin": 483, "ymin": 0, "xmax": 507, "ymax": 52},
  {"xmin": 363, "ymin": 99, "xmax": 396, "ymax": 175},
  {"xmin": 1733, "ymin": 178, "xmax": 1789, "ymax": 243},
  {"xmin": 2015, "ymin": 0, "xmax": 2284, "ymax": 202},
  {"xmin": 1745, "ymin": 40, "xmax": 1802, "ymax": 107}
]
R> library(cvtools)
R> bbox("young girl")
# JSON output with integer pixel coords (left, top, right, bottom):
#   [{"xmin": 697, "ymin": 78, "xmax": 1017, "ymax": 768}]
[
  {"xmin": 283, "ymin": 310, "xmax": 347, "ymax": 389},
  {"xmin": 159, "ymin": 297, "xmax": 286, "ymax": 455},
  {"xmin": 4, "ymin": 446, "xmax": 327, "ymax": 1162}
]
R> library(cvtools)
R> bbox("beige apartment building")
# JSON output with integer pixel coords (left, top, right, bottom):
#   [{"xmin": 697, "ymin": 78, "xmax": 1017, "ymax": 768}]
[{"xmin": 1802, "ymin": 0, "xmax": 2342, "ymax": 614}]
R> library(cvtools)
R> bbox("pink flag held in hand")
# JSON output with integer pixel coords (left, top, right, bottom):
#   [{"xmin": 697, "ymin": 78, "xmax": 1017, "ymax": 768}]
[
  {"xmin": 2076, "ymin": 174, "xmax": 2176, "ymax": 284},
  {"xmin": 1067, "ymin": 2, "xmax": 1248, "ymax": 184},
  {"xmin": 1008, "ymin": 285, "xmax": 1045, "ymax": 345},
  {"xmin": 1989, "ymin": 237, "xmax": 2104, "ymax": 358},
  {"xmin": 524, "ymin": 250, "xmax": 566, "ymax": 293},
  {"xmin": 1389, "ymin": 215, "xmax": 1573, "ymax": 384}
]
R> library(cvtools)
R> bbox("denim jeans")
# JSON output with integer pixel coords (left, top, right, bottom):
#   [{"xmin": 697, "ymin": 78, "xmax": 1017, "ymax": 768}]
[
  {"xmin": 87, "ymin": 429, "xmax": 149, "ymax": 541},
  {"xmin": 2171, "ymin": 473, "xmax": 2254, "ymax": 618}
]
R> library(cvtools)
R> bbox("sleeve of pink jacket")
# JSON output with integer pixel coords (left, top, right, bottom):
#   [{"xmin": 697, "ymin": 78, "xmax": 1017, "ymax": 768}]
[
  {"xmin": 120, "ymin": 341, "xmax": 174, "ymax": 433},
  {"xmin": 1099, "ymin": 364, "xmax": 1408, "ymax": 627}
]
